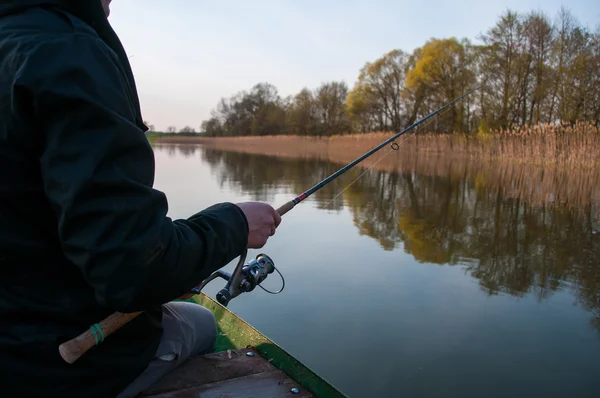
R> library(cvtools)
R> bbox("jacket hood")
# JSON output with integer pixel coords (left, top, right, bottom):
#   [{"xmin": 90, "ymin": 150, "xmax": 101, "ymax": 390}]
[
  {"xmin": 0, "ymin": 0, "xmax": 101, "ymax": 19},
  {"xmin": 0, "ymin": 0, "xmax": 147, "ymax": 131},
  {"xmin": 0, "ymin": 1, "xmax": 111, "ymax": 45}
]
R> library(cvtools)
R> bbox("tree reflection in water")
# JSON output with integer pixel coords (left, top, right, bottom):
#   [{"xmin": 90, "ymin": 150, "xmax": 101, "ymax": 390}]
[{"xmin": 163, "ymin": 144, "xmax": 600, "ymax": 333}]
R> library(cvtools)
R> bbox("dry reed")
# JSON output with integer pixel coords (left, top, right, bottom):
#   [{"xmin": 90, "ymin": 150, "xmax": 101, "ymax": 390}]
[{"xmin": 154, "ymin": 121, "xmax": 599, "ymax": 169}]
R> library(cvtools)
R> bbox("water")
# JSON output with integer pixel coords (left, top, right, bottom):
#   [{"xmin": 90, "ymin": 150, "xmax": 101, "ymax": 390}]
[{"xmin": 152, "ymin": 143, "xmax": 600, "ymax": 398}]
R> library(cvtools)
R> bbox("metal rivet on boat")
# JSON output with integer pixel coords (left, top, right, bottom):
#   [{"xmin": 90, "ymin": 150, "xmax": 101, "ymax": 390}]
[
  {"xmin": 246, "ymin": 352, "xmax": 255, "ymax": 357},
  {"xmin": 291, "ymin": 387, "xmax": 299, "ymax": 394}
]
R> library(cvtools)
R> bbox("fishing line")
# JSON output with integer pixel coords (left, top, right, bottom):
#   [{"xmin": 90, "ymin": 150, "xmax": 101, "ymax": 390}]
[
  {"xmin": 319, "ymin": 144, "xmax": 399, "ymax": 210},
  {"xmin": 320, "ymin": 103, "xmax": 458, "ymax": 210}
]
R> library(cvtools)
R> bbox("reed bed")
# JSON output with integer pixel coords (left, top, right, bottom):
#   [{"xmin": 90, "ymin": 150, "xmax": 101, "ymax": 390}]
[
  {"xmin": 408, "ymin": 121, "xmax": 600, "ymax": 169},
  {"xmin": 155, "ymin": 122, "xmax": 599, "ymax": 169}
]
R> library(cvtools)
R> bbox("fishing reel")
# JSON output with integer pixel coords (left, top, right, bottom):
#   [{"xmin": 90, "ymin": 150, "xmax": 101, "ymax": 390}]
[{"xmin": 192, "ymin": 248, "xmax": 285, "ymax": 307}]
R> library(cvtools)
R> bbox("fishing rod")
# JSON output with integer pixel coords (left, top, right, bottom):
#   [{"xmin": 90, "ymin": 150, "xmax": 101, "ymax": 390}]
[
  {"xmin": 58, "ymin": 86, "xmax": 480, "ymax": 364},
  {"xmin": 275, "ymin": 85, "xmax": 481, "ymax": 216}
]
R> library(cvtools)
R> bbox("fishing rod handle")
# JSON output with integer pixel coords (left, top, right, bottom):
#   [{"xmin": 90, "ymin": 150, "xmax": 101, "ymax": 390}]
[
  {"xmin": 58, "ymin": 272, "xmax": 228, "ymax": 364},
  {"xmin": 276, "ymin": 200, "xmax": 295, "ymax": 216},
  {"xmin": 58, "ymin": 311, "xmax": 142, "ymax": 364}
]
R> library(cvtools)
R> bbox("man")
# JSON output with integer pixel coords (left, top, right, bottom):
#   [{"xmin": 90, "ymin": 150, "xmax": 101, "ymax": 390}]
[{"xmin": 0, "ymin": 0, "xmax": 281, "ymax": 396}]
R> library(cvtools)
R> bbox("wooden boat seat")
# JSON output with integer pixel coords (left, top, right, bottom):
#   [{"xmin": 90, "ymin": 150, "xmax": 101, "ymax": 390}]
[{"xmin": 139, "ymin": 348, "xmax": 313, "ymax": 397}]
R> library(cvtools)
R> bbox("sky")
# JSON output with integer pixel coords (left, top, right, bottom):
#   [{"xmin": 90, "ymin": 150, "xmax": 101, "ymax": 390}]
[{"xmin": 107, "ymin": 0, "xmax": 599, "ymax": 132}]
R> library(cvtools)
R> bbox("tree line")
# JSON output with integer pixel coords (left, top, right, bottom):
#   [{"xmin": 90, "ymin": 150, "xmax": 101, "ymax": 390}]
[{"xmin": 196, "ymin": 8, "xmax": 598, "ymax": 137}]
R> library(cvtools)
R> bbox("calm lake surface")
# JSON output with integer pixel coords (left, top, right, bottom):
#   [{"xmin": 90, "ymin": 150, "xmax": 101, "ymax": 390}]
[{"xmin": 152, "ymin": 143, "xmax": 600, "ymax": 398}]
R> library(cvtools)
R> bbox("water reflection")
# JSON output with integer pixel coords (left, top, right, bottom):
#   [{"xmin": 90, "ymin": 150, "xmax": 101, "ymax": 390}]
[{"xmin": 157, "ymin": 144, "xmax": 600, "ymax": 333}]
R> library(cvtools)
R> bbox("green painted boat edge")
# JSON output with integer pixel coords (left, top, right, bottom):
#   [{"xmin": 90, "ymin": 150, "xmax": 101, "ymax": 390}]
[{"xmin": 184, "ymin": 292, "xmax": 348, "ymax": 398}]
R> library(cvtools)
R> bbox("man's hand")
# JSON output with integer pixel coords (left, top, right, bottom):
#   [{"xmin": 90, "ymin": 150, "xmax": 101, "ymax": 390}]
[{"xmin": 235, "ymin": 202, "xmax": 282, "ymax": 249}]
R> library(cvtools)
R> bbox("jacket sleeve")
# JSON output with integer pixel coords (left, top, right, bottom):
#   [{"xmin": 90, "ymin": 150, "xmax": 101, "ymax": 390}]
[{"xmin": 13, "ymin": 34, "xmax": 249, "ymax": 313}]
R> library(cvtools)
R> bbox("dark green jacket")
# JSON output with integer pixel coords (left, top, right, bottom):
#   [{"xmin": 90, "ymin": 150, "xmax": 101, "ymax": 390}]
[{"xmin": 0, "ymin": 1, "xmax": 248, "ymax": 396}]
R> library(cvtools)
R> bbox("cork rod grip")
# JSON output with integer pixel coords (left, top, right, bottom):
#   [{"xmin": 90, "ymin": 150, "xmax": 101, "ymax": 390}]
[
  {"xmin": 58, "ymin": 311, "xmax": 142, "ymax": 364},
  {"xmin": 276, "ymin": 200, "xmax": 295, "ymax": 216}
]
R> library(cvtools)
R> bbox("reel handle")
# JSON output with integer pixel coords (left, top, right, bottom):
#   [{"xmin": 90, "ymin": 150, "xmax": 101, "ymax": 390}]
[{"xmin": 216, "ymin": 288, "xmax": 232, "ymax": 306}]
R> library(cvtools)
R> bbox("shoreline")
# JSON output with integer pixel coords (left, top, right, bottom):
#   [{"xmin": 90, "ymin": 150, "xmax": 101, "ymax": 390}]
[{"xmin": 150, "ymin": 125, "xmax": 600, "ymax": 170}]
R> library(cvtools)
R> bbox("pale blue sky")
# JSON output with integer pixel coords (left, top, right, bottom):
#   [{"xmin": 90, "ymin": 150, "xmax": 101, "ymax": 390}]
[{"xmin": 107, "ymin": 0, "xmax": 598, "ymax": 131}]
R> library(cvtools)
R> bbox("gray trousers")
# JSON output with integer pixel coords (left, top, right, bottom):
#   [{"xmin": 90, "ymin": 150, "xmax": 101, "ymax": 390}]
[{"xmin": 116, "ymin": 301, "xmax": 217, "ymax": 398}]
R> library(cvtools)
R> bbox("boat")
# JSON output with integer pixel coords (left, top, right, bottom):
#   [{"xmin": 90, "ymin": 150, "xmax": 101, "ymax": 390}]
[{"xmin": 138, "ymin": 292, "xmax": 348, "ymax": 397}]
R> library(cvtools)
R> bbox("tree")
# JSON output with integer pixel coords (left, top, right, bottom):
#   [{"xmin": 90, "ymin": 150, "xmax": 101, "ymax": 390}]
[
  {"xmin": 348, "ymin": 50, "xmax": 411, "ymax": 132},
  {"xmin": 204, "ymin": 83, "xmax": 287, "ymax": 137},
  {"xmin": 551, "ymin": 12, "xmax": 598, "ymax": 123},
  {"xmin": 200, "ymin": 118, "xmax": 224, "ymax": 137},
  {"xmin": 346, "ymin": 83, "xmax": 379, "ymax": 133},
  {"xmin": 287, "ymin": 88, "xmax": 318, "ymax": 136},
  {"xmin": 523, "ymin": 11, "xmax": 554, "ymax": 124},
  {"xmin": 406, "ymin": 37, "xmax": 476, "ymax": 132},
  {"xmin": 251, "ymin": 102, "xmax": 287, "ymax": 136},
  {"xmin": 313, "ymin": 81, "xmax": 351, "ymax": 136},
  {"xmin": 179, "ymin": 126, "xmax": 196, "ymax": 133},
  {"xmin": 478, "ymin": 10, "xmax": 527, "ymax": 128}
]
